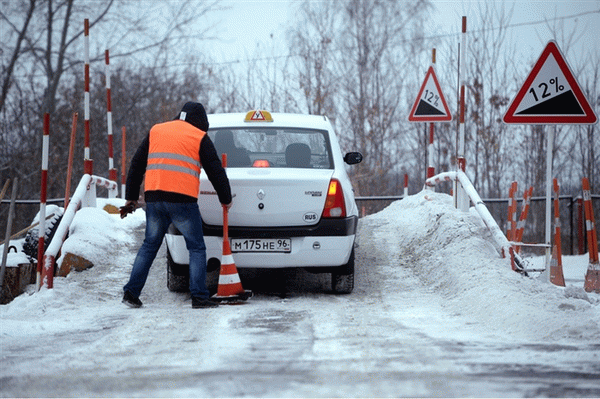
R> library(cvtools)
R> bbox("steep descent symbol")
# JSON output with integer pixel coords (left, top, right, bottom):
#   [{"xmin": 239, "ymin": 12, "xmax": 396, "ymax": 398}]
[
  {"xmin": 408, "ymin": 66, "xmax": 452, "ymax": 122},
  {"xmin": 251, "ymin": 110, "xmax": 266, "ymax": 121},
  {"xmin": 504, "ymin": 41, "xmax": 597, "ymax": 124}
]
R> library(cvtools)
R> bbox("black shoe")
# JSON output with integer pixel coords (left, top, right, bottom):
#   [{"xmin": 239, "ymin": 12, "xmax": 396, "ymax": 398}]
[
  {"xmin": 122, "ymin": 291, "xmax": 142, "ymax": 308},
  {"xmin": 192, "ymin": 297, "xmax": 219, "ymax": 309}
]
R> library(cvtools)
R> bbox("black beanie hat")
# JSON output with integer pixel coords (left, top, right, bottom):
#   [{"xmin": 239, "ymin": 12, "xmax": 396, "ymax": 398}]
[{"xmin": 177, "ymin": 102, "xmax": 209, "ymax": 132}]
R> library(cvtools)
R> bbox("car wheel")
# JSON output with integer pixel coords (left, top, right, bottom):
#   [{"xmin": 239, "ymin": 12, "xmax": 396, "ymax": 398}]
[
  {"xmin": 166, "ymin": 249, "xmax": 189, "ymax": 292},
  {"xmin": 23, "ymin": 207, "xmax": 64, "ymax": 261},
  {"xmin": 331, "ymin": 248, "xmax": 354, "ymax": 294}
]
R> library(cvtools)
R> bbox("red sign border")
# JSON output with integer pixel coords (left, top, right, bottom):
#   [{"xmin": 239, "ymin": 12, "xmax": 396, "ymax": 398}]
[
  {"xmin": 503, "ymin": 40, "xmax": 597, "ymax": 125},
  {"xmin": 408, "ymin": 66, "xmax": 453, "ymax": 122}
]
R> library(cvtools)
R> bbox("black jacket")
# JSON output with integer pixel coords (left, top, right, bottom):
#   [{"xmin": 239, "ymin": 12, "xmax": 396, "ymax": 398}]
[{"xmin": 126, "ymin": 130, "xmax": 232, "ymax": 205}]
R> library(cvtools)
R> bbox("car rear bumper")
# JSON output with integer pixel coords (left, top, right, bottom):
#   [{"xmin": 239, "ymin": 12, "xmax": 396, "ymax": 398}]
[
  {"xmin": 204, "ymin": 215, "xmax": 357, "ymax": 238},
  {"xmin": 165, "ymin": 216, "xmax": 357, "ymax": 268}
]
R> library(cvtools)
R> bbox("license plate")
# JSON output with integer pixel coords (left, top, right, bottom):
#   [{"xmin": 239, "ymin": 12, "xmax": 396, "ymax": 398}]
[{"xmin": 231, "ymin": 238, "xmax": 291, "ymax": 253}]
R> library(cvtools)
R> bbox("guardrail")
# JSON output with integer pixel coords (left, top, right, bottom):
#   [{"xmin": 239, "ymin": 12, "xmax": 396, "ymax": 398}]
[
  {"xmin": 425, "ymin": 171, "xmax": 527, "ymax": 272},
  {"xmin": 355, "ymin": 191, "xmax": 600, "ymax": 256},
  {"xmin": 39, "ymin": 174, "xmax": 117, "ymax": 289}
]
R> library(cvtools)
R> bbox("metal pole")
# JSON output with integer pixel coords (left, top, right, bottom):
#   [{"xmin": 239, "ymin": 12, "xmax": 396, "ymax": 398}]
[
  {"xmin": 457, "ymin": 16, "xmax": 469, "ymax": 211},
  {"xmin": 121, "ymin": 126, "xmax": 127, "ymax": 199},
  {"xmin": 543, "ymin": 124, "xmax": 554, "ymax": 281},
  {"xmin": 427, "ymin": 49, "xmax": 436, "ymax": 188},
  {"xmin": 0, "ymin": 178, "xmax": 18, "ymax": 291},
  {"xmin": 84, "ymin": 19, "xmax": 93, "ymax": 175},
  {"xmin": 36, "ymin": 114, "xmax": 50, "ymax": 289},
  {"xmin": 106, "ymin": 49, "xmax": 117, "ymax": 181}
]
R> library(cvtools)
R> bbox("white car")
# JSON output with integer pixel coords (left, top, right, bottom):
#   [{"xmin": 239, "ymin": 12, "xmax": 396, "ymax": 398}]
[{"xmin": 165, "ymin": 110, "xmax": 362, "ymax": 294}]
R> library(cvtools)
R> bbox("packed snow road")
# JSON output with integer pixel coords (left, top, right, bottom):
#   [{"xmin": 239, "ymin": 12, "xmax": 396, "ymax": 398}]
[{"xmin": 1, "ymin": 193, "xmax": 600, "ymax": 397}]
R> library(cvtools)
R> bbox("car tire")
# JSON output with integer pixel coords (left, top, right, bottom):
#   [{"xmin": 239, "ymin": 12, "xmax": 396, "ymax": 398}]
[
  {"xmin": 23, "ymin": 207, "xmax": 64, "ymax": 261},
  {"xmin": 331, "ymin": 248, "xmax": 354, "ymax": 294},
  {"xmin": 166, "ymin": 249, "xmax": 189, "ymax": 292}
]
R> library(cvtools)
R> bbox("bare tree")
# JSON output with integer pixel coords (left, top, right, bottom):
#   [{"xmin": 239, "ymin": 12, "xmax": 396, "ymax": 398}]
[
  {"xmin": 0, "ymin": 0, "xmax": 37, "ymax": 112},
  {"xmin": 334, "ymin": 0, "xmax": 431, "ymax": 197},
  {"xmin": 0, "ymin": 0, "xmax": 224, "ymax": 234},
  {"xmin": 288, "ymin": 0, "xmax": 339, "ymax": 116}
]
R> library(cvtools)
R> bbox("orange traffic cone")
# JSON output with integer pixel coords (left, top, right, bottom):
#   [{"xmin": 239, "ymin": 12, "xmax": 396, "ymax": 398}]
[
  {"xmin": 212, "ymin": 223, "xmax": 252, "ymax": 302},
  {"xmin": 549, "ymin": 245, "xmax": 565, "ymax": 287},
  {"xmin": 211, "ymin": 160, "xmax": 252, "ymax": 303},
  {"xmin": 582, "ymin": 177, "xmax": 600, "ymax": 293}
]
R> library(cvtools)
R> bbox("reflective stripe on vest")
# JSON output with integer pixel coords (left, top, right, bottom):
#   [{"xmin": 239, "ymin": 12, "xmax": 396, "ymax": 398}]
[
  {"xmin": 145, "ymin": 120, "xmax": 205, "ymax": 198},
  {"xmin": 147, "ymin": 152, "xmax": 200, "ymax": 178}
]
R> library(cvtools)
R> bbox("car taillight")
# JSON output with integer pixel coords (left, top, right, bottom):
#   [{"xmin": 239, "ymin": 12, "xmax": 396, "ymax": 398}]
[
  {"xmin": 253, "ymin": 159, "xmax": 270, "ymax": 167},
  {"xmin": 322, "ymin": 179, "xmax": 346, "ymax": 218}
]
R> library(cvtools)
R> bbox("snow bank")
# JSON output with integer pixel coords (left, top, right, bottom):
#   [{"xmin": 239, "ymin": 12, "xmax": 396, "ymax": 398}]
[
  {"xmin": 57, "ymin": 198, "xmax": 145, "ymax": 267},
  {"xmin": 365, "ymin": 190, "xmax": 600, "ymax": 343}
]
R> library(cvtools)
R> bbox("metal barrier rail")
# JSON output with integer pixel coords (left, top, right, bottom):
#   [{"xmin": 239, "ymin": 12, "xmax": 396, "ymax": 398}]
[{"xmin": 39, "ymin": 174, "xmax": 117, "ymax": 289}]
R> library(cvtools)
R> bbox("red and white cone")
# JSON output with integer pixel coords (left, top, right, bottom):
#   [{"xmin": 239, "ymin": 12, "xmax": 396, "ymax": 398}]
[
  {"xmin": 212, "ymin": 153, "xmax": 252, "ymax": 303},
  {"xmin": 582, "ymin": 177, "xmax": 599, "ymax": 293},
  {"xmin": 212, "ymin": 232, "xmax": 251, "ymax": 302}
]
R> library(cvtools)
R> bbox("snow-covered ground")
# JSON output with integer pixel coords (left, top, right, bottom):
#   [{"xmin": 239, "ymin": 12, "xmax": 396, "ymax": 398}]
[{"xmin": 1, "ymin": 192, "xmax": 599, "ymax": 397}]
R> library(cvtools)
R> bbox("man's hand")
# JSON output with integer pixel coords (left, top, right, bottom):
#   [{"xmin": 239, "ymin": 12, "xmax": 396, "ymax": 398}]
[
  {"xmin": 120, "ymin": 200, "xmax": 138, "ymax": 219},
  {"xmin": 223, "ymin": 201, "xmax": 232, "ymax": 211}
]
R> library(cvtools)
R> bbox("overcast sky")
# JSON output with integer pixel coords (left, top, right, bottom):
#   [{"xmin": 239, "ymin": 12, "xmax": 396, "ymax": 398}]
[{"xmin": 206, "ymin": 0, "xmax": 599, "ymax": 68}]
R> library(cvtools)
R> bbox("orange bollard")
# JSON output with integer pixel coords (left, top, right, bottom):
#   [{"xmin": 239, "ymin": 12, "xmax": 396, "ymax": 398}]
[
  {"xmin": 549, "ymin": 179, "xmax": 565, "ymax": 286},
  {"xmin": 582, "ymin": 178, "xmax": 599, "ymax": 293},
  {"xmin": 507, "ymin": 181, "xmax": 518, "ymax": 242}
]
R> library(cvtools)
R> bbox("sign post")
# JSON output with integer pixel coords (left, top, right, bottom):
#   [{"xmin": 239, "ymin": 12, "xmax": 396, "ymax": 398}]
[
  {"xmin": 408, "ymin": 55, "xmax": 452, "ymax": 192},
  {"xmin": 503, "ymin": 40, "xmax": 597, "ymax": 280}
]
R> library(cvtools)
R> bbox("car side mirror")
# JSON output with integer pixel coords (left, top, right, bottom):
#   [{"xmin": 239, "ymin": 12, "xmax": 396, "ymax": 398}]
[{"xmin": 343, "ymin": 152, "xmax": 363, "ymax": 165}]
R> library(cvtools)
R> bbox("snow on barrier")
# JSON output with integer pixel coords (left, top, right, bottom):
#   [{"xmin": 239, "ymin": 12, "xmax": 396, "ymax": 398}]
[
  {"xmin": 39, "ymin": 174, "xmax": 118, "ymax": 289},
  {"xmin": 582, "ymin": 177, "xmax": 600, "ymax": 293},
  {"xmin": 426, "ymin": 171, "xmax": 526, "ymax": 273}
]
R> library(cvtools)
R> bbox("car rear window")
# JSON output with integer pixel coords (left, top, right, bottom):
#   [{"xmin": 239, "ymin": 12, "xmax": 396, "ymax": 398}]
[{"xmin": 208, "ymin": 127, "xmax": 333, "ymax": 169}]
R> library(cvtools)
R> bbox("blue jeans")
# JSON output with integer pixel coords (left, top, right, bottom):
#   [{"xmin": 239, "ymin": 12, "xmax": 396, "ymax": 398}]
[{"xmin": 123, "ymin": 202, "xmax": 209, "ymax": 299}]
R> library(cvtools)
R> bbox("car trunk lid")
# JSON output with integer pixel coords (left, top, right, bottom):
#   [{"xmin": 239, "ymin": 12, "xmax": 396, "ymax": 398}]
[{"xmin": 199, "ymin": 168, "xmax": 334, "ymax": 227}]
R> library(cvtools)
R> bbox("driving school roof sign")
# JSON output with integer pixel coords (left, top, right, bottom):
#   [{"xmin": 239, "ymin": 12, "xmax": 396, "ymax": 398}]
[
  {"xmin": 408, "ymin": 66, "xmax": 452, "ymax": 122},
  {"xmin": 503, "ymin": 41, "xmax": 597, "ymax": 125}
]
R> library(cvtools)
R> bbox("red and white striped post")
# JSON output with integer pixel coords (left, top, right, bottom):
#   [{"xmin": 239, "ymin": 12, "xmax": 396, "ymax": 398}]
[
  {"xmin": 403, "ymin": 173, "xmax": 409, "ymax": 198},
  {"xmin": 506, "ymin": 181, "xmax": 517, "ymax": 242},
  {"xmin": 121, "ymin": 126, "xmax": 127, "ymax": 199},
  {"xmin": 427, "ymin": 123, "xmax": 434, "ymax": 179},
  {"xmin": 550, "ymin": 178, "xmax": 565, "ymax": 286},
  {"xmin": 514, "ymin": 186, "xmax": 533, "ymax": 253},
  {"xmin": 83, "ymin": 19, "xmax": 93, "ymax": 175},
  {"xmin": 426, "ymin": 49, "xmax": 436, "ymax": 186},
  {"xmin": 582, "ymin": 177, "xmax": 600, "ymax": 293},
  {"xmin": 36, "ymin": 113, "xmax": 50, "ymax": 289},
  {"xmin": 455, "ymin": 16, "xmax": 468, "ymax": 212},
  {"xmin": 105, "ymin": 49, "xmax": 117, "ymax": 181}
]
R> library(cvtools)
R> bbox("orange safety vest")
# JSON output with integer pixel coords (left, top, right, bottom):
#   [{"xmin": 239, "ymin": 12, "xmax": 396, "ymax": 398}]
[{"xmin": 145, "ymin": 119, "xmax": 205, "ymax": 198}]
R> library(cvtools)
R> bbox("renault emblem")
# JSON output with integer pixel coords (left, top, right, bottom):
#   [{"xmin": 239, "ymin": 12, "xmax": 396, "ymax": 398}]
[{"xmin": 257, "ymin": 189, "xmax": 265, "ymax": 200}]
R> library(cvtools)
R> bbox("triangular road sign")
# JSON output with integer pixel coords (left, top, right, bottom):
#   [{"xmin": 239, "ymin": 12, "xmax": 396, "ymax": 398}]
[
  {"xmin": 408, "ymin": 66, "xmax": 452, "ymax": 122},
  {"xmin": 504, "ymin": 41, "xmax": 597, "ymax": 124},
  {"xmin": 251, "ymin": 110, "xmax": 266, "ymax": 120}
]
